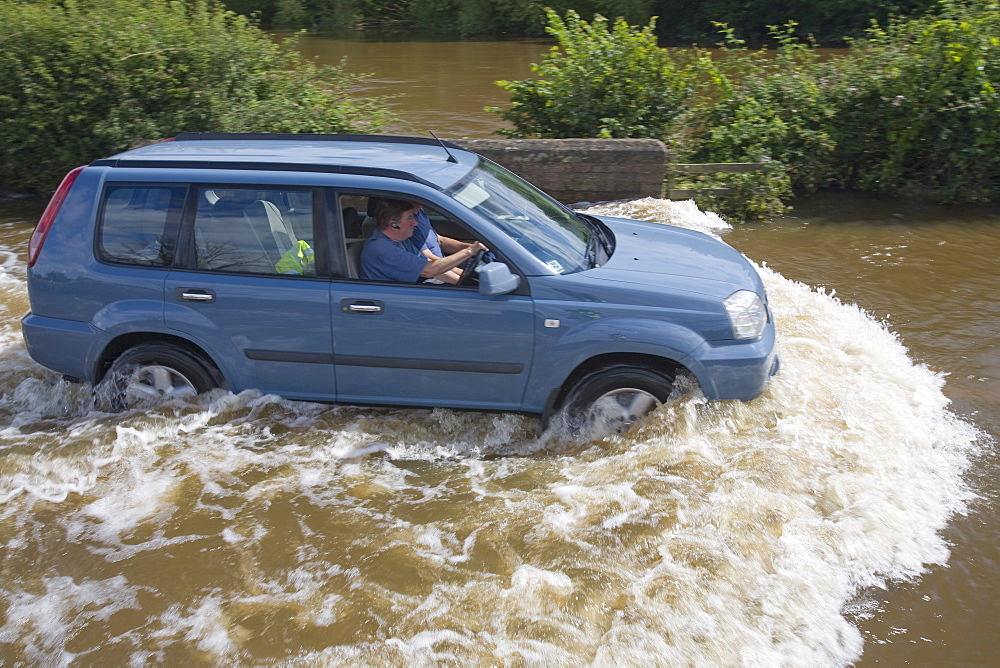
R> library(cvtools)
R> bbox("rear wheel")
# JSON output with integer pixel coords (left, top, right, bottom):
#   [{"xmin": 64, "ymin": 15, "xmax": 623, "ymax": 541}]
[
  {"xmin": 96, "ymin": 343, "xmax": 222, "ymax": 411},
  {"xmin": 564, "ymin": 364, "xmax": 675, "ymax": 436}
]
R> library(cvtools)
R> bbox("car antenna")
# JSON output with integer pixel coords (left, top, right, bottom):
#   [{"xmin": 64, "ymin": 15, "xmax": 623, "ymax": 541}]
[{"xmin": 429, "ymin": 131, "xmax": 458, "ymax": 163}]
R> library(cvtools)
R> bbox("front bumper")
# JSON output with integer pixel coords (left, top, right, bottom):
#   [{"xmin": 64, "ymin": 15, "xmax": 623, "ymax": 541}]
[{"xmin": 688, "ymin": 327, "xmax": 779, "ymax": 402}]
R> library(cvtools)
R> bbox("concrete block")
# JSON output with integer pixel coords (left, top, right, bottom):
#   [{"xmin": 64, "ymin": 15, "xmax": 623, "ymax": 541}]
[{"xmin": 454, "ymin": 138, "xmax": 666, "ymax": 203}]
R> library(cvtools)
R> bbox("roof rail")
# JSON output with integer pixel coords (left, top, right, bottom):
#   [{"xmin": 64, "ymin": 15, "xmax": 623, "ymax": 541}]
[
  {"xmin": 88, "ymin": 159, "xmax": 439, "ymax": 188},
  {"xmin": 172, "ymin": 132, "xmax": 464, "ymax": 150}
]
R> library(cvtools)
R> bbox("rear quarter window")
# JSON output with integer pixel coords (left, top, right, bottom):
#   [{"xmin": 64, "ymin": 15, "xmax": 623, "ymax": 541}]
[{"xmin": 98, "ymin": 185, "xmax": 186, "ymax": 266}]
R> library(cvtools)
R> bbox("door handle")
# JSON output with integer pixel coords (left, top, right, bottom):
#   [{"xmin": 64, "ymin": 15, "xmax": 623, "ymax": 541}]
[
  {"xmin": 176, "ymin": 288, "xmax": 216, "ymax": 303},
  {"xmin": 341, "ymin": 299, "xmax": 384, "ymax": 314}
]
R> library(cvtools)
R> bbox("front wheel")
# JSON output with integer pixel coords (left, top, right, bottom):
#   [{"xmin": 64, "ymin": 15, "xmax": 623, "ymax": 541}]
[
  {"xmin": 564, "ymin": 365, "xmax": 675, "ymax": 437},
  {"xmin": 96, "ymin": 343, "xmax": 223, "ymax": 411}
]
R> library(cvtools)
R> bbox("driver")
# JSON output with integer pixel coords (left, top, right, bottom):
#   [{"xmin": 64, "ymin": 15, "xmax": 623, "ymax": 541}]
[{"xmin": 359, "ymin": 199, "xmax": 486, "ymax": 284}]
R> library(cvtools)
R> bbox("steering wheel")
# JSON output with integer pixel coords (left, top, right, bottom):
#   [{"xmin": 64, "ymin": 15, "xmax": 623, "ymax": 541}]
[{"xmin": 456, "ymin": 248, "xmax": 487, "ymax": 287}]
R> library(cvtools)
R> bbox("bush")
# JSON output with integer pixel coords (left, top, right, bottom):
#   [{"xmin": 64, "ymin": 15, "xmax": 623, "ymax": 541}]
[
  {"xmin": 492, "ymin": 10, "xmax": 696, "ymax": 139},
  {"xmin": 652, "ymin": 0, "xmax": 939, "ymax": 46},
  {"xmin": 0, "ymin": 0, "xmax": 392, "ymax": 193},
  {"xmin": 829, "ymin": 0, "xmax": 1000, "ymax": 201},
  {"xmin": 685, "ymin": 25, "xmax": 838, "ymax": 192},
  {"xmin": 490, "ymin": 10, "xmax": 789, "ymax": 220},
  {"xmin": 494, "ymin": 2, "xmax": 1000, "ymax": 219},
  {"xmin": 692, "ymin": 1, "xmax": 1000, "ymax": 204}
]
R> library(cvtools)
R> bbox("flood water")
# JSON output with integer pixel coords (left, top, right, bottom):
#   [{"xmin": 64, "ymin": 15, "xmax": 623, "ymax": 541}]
[
  {"xmin": 1, "ymin": 34, "xmax": 997, "ymax": 666},
  {"xmin": 291, "ymin": 32, "xmax": 551, "ymax": 137}
]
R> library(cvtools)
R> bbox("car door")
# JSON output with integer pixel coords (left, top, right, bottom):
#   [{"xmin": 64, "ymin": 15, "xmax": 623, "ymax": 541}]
[
  {"xmin": 329, "ymin": 194, "xmax": 535, "ymax": 411},
  {"xmin": 330, "ymin": 282, "xmax": 535, "ymax": 410},
  {"xmin": 164, "ymin": 185, "xmax": 336, "ymax": 401}
]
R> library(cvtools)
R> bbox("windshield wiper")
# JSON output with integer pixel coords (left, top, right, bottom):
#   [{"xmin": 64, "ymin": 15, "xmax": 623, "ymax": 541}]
[
  {"xmin": 578, "ymin": 213, "xmax": 612, "ymax": 255},
  {"xmin": 585, "ymin": 229, "xmax": 601, "ymax": 268}
]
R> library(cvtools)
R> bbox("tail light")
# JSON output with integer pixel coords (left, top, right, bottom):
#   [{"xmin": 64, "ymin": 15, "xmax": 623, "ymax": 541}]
[{"xmin": 28, "ymin": 166, "xmax": 85, "ymax": 267}]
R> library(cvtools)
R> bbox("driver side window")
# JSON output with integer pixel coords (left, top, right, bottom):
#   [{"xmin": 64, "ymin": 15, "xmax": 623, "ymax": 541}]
[{"xmin": 338, "ymin": 194, "xmax": 483, "ymax": 287}]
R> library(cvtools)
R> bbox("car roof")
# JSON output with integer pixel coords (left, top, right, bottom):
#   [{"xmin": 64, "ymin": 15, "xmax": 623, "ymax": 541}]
[{"xmin": 95, "ymin": 133, "xmax": 479, "ymax": 190}]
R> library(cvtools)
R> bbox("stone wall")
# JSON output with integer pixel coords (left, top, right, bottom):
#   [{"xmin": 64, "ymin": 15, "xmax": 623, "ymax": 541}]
[{"xmin": 453, "ymin": 138, "xmax": 667, "ymax": 204}]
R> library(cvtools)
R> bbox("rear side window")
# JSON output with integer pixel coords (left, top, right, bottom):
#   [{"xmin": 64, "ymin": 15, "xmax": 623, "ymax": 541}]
[
  {"xmin": 99, "ymin": 185, "xmax": 186, "ymax": 266},
  {"xmin": 192, "ymin": 187, "xmax": 316, "ymax": 276}
]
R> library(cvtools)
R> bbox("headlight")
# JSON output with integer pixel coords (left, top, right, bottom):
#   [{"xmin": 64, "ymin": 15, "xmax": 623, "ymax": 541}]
[{"xmin": 724, "ymin": 290, "xmax": 767, "ymax": 339}]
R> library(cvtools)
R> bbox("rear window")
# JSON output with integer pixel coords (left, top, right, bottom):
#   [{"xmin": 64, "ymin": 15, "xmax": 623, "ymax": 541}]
[
  {"xmin": 191, "ymin": 187, "xmax": 316, "ymax": 276},
  {"xmin": 98, "ymin": 185, "xmax": 186, "ymax": 266}
]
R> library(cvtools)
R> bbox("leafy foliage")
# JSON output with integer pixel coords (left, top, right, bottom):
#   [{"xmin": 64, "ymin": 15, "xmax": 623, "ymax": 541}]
[
  {"xmin": 692, "ymin": 0, "xmax": 1000, "ymax": 205},
  {"xmin": 493, "ymin": 1, "xmax": 1000, "ymax": 219},
  {"xmin": 829, "ymin": 0, "xmax": 1000, "ymax": 201},
  {"xmin": 683, "ymin": 169, "xmax": 793, "ymax": 221},
  {"xmin": 653, "ymin": 0, "xmax": 939, "ymax": 45},
  {"xmin": 0, "ymin": 0, "xmax": 392, "ymax": 193},
  {"xmin": 493, "ymin": 10, "xmax": 695, "ymax": 139},
  {"xmin": 686, "ymin": 23, "xmax": 836, "ymax": 196}
]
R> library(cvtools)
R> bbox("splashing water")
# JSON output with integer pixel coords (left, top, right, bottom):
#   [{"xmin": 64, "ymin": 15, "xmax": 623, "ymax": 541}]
[{"xmin": 0, "ymin": 198, "xmax": 983, "ymax": 665}]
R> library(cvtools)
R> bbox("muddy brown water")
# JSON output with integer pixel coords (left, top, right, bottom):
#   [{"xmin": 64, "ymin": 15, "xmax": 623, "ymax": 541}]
[{"xmin": 0, "ymin": 34, "xmax": 997, "ymax": 665}]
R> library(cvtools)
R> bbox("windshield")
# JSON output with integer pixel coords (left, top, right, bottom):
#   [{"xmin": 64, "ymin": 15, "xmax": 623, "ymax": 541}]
[{"xmin": 445, "ymin": 159, "xmax": 592, "ymax": 274}]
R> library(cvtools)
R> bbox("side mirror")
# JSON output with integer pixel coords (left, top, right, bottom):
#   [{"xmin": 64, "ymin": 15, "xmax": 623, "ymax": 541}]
[{"xmin": 478, "ymin": 262, "xmax": 520, "ymax": 296}]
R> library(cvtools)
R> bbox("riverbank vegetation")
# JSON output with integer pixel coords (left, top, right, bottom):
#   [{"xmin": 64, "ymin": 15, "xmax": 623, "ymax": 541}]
[
  {"xmin": 224, "ymin": 0, "xmax": 937, "ymax": 45},
  {"xmin": 0, "ymin": 0, "xmax": 391, "ymax": 193},
  {"xmin": 3, "ymin": 0, "xmax": 996, "ymax": 221},
  {"xmin": 495, "ymin": 1, "xmax": 999, "ymax": 220}
]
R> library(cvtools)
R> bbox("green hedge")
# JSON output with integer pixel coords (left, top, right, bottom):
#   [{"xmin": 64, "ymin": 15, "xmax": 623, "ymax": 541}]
[
  {"xmin": 653, "ymin": 0, "xmax": 938, "ymax": 45},
  {"xmin": 691, "ymin": 0, "xmax": 1000, "ymax": 206},
  {"xmin": 830, "ymin": 0, "xmax": 1000, "ymax": 201},
  {"xmin": 0, "ymin": 0, "xmax": 392, "ymax": 193},
  {"xmin": 493, "ymin": 1, "xmax": 1000, "ymax": 219}
]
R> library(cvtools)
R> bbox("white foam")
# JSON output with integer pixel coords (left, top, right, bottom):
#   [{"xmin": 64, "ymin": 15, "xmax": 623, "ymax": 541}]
[
  {"xmin": 579, "ymin": 197, "xmax": 733, "ymax": 238},
  {"xmin": 152, "ymin": 596, "xmax": 236, "ymax": 655},
  {"xmin": 0, "ymin": 575, "xmax": 146, "ymax": 664}
]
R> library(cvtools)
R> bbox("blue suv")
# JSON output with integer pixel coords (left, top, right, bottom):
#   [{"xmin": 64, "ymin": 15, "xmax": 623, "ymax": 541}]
[{"xmin": 22, "ymin": 133, "xmax": 778, "ymax": 430}]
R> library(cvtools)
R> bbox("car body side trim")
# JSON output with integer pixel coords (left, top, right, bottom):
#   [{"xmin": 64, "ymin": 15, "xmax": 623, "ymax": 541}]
[
  {"xmin": 242, "ymin": 350, "xmax": 524, "ymax": 374},
  {"xmin": 334, "ymin": 355, "xmax": 524, "ymax": 374},
  {"xmin": 244, "ymin": 349, "xmax": 335, "ymax": 365}
]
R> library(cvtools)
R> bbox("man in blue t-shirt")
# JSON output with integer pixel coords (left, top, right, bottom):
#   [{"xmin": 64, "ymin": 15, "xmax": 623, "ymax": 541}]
[{"xmin": 360, "ymin": 199, "xmax": 485, "ymax": 283}]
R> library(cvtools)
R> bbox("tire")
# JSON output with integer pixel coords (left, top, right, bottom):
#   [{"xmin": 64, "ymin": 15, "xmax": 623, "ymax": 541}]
[
  {"xmin": 564, "ymin": 364, "xmax": 675, "ymax": 436},
  {"xmin": 96, "ymin": 342, "xmax": 222, "ymax": 411}
]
